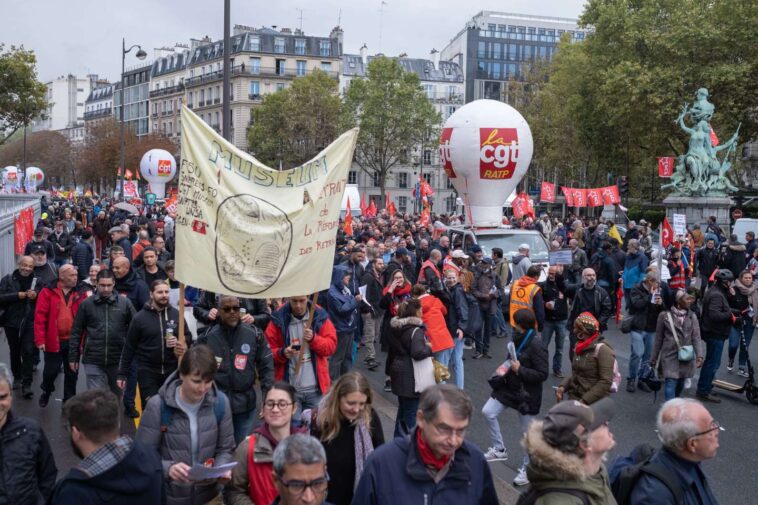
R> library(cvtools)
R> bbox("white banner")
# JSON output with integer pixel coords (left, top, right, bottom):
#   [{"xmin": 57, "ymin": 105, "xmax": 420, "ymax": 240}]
[
  {"xmin": 672, "ymin": 213, "xmax": 686, "ymax": 236},
  {"xmin": 175, "ymin": 105, "xmax": 358, "ymax": 297}
]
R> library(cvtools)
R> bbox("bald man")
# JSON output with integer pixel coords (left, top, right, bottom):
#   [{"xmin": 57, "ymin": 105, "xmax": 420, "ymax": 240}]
[
  {"xmin": 112, "ymin": 256, "xmax": 149, "ymax": 310},
  {"xmin": 34, "ymin": 264, "xmax": 89, "ymax": 407}
]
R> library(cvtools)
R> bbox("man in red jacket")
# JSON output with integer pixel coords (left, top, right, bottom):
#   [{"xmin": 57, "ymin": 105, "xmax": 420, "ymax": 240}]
[
  {"xmin": 34, "ymin": 264, "xmax": 87, "ymax": 407},
  {"xmin": 265, "ymin": 295, "xmax": 337, "ymax": 413}
]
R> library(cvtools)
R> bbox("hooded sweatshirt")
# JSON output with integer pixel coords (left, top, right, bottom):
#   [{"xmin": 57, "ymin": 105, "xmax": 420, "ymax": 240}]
[{"xmin": 327, "ymin": 264, "xmax": 358, "ymax": 332}]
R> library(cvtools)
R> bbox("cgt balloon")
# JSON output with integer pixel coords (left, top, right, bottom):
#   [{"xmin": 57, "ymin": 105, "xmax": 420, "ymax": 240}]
[{"xmin": 139, "ymin": 149, "xmax": 177, "ymax": 199}]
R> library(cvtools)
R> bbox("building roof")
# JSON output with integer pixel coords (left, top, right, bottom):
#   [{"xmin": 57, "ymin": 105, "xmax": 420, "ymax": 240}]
[
  {"xmin": 85, "ymin": 84, "xmax": 115, "ymax": 103},
  {"xmin": 342, "ymin": 54, "xmax": 463, "ymax": 83},
  {"xmin": 152, "ymin": 50, "xmax": 190, "ymax": 78}
]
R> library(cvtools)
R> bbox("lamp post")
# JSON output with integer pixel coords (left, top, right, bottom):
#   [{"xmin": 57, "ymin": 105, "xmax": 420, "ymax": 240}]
[{"xmin": 118, "ymin": 38, "xmax": 147, "ymax": 199}]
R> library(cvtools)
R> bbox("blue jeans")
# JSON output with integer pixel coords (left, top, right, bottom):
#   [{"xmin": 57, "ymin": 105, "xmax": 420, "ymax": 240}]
[
  {"xmin": 697, "ymin": 338, "xmax": 726, "ymax": 396},
  {"xmin": 481, "ymin": 398, "xmax": 532, "ymax": 469},
  {"xmin": 294, "ymin": 390, "xmax": 322, "ymax": 418},
  {"xmin": 628, "ymin": 331, "xmax": 654, "ymax": 380},
  {"xmin": 492, "ymin": 309, "xmax": 508, "ymax": 337},
  {"xmin": 394, "ymin": 396, "xmax": 419, "ymax": 438},
  {"xmin": 232, "ymin": 409, "xmax": 256, "ymax": 444},
  {"xmin": 434, "ymin": 348, "xmax": 453, "ymax": 368},
  {"xmin": 728, "ymin": 321, "xmax": 755, "ymax": 369},
  {"xmin": 450, "ymin": 337, "xmax": 465, "ymax": 389},
  {"xmin": 542, "ymin": 320, "xmax": 568, "ymax": 372},
  {"xmin": 664, "ymin": 378, "xmax": 685, "ymax": 401}
]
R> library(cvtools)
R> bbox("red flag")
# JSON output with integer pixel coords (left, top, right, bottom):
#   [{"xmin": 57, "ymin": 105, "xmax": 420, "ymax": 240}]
[
  {"xmin": 601, "ymin": 185, "xmax": 620, "ymax": 205},
  {"xmin": 344, "ymin": 198, "xmax": 354, "ymax": 235},
  {"xmin": 709, "ymin": 125, "xmax": 719, "ymax": 147},
  {"xmin": 421, "ymin": 180, "xmax": 433, "ymax": 197},
  {"xmin": 571, "ymin": 188, "xmax": 587, "ymax": 207},
  {"xmin": 387, "ymin": 200, "xmax": 396, "ymax": 218},
  {"xmin": 419, "ymin": 202, "xmax": 431, "ymax": 227},
  {"xmin": 359, "ymin": 193, "xmax": 367, "ymax": 216},
  {"xmin": 561, "ymin": 186, "xmax": 574, "ymax": 206},
  {"xmin": 661, "ymin": 217, "xmax": 674, "ymax": 248},
  {"xmin": 658, "ymin": 157, "xmax": 675, "ymax": 177},
  {"xmin": 526, "ymin": 195, "xmax": 535, "ymax": 218},
  {"xmin": 125, "ymin": 169, "xmax": 133, "ymax": 180},
  {"xmin": 587, "ymin": 188, "xmax": 602, "ymax": 207},
  {"xmin": 540, "ymin": 181, "xmax": 556, "ymax": 202},
  {"xmin": 366, "ymin": 198, "xmax": 377, "ymax": 218},
  {"xmin": 512, "ymin": 193, "xmax": 528, "ymax": 218}
]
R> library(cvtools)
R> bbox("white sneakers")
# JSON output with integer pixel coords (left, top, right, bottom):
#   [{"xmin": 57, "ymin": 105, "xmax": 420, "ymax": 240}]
[
  {"xmin": 484, "ymin": 446, "xmax": 508, "ymax": 462},
  {"xmin": 513, "ymin": 467, "xmax": 529, "ymax": 487}
]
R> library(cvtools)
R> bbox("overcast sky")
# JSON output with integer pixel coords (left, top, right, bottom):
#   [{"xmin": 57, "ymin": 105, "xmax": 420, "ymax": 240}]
[{"xmin": 5, "ymin": 0, "xmax": 586, "ymax": 83}]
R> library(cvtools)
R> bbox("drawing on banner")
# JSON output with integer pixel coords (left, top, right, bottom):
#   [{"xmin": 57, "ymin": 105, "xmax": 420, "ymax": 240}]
[{"xmin": 215, "ymin": 194, "xmax": 293, "ymax": 294}]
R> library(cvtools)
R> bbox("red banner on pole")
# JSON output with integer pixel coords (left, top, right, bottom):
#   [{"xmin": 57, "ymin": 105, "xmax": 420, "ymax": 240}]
[
  {"xmin": 601, "ymin": 185, "xmax": 621, "ymax": 205},
  {"xmin": 658, "ymin": 157, "xmax": 675, "ymax": 177},
  {"xmin": 661, "ymin": 217, "xmax": 674, "ymax": 248},
  {"xmin": 587, "ymin": 188, "xmax": 602, "ymax": 207},
  {"xmin": 540, "ymin": 181, "xmax": 556, "ymax": 202},
  {"xmin": 571, "ymin": 188, "xmax": 587, "ymax": 207},
  {"xmin": 561, "ymin": 186, "xmax": 574, "ymax": 206},
  {"xmin": 14, "ymin": 207, "xmax": 34, "ymax": 255}
]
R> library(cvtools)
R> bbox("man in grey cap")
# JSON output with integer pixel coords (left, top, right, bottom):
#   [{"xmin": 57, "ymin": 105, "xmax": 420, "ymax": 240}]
[
  {"xmin": 511, "ymin": 243, "xmax": 532, "ymax": 283},
  {"xmin": 108, "ymin": 224, "xmax": 132, "ymax": 263},
  {"xmin": 521, "ymin": 398, "xmax": 617, "ymax": 503},
  {"xmin": 24, "ymin": 228, "xmax": 55, "ymax": 259}
]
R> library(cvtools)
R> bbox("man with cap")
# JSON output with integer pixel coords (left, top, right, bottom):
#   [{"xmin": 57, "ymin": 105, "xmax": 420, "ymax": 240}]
[
  {"xmin": 443, "ymin": 249, "xmax": 468, "ymax": 274},
  {"xmin": 511, "ymin": 244, "xmax": 532, "ymax": 283},
  {"xmin": 109, "ymin": 223, "xmax": 132, "ymax": 263},
  {"xmin": 49, "ymin": 219, "xmax": 74, "ymax": 268},
  {"xmin": 24, "ymin": 227, "xmax": 55, "ymax": 259},
  {"xmin": 29, "ymin": 242, "xmax": 58, "ymax": 289},
  {"xmin": 521, "ymin": 398, "xmax": 617, "ymax": 504},
  {"xmin": 472, "ymin": 256, "xmax": 503, "ymax": 359}
]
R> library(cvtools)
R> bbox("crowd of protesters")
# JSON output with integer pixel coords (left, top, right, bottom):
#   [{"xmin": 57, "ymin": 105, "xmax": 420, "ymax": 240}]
[{"xmin": 0, "ymin": 195, "xmax": 738, "ymax": 504}]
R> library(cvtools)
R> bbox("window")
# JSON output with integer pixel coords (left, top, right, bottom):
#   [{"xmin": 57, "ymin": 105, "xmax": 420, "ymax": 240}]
[
  {"xmin": 276, "ymin": 59, "xmax": 286, "ymax": 76},
  {"xmin": 320, "ymin": 62, "xmax": 332, "ymax": 73},
  {"xmin": 274, "ymin": 37, "xmax": 286, "ymax": 53},
  {"xmin": 276, "ymin": 83, "xmax": 285, "ymax": 91},
  {"xmin": 215, "ymin": 112, "xmax": 220, "ymax": 127},
  {"xmin": 249, "ymin": 81, "xmax": 260, "ymax": 98},
  {"xmin": 523, "ymin": 45, "xmax": 532, "ymax": 60},
  {"xmin": 168, "ymin": 122, "xmax": 173, "ymax": 135},
  {"xmin": 295, "ymin": 39, "xmax": 306, "ymax": 55},
  {"xmin": 477, "ymin": 41, "xmax": 486, "ymax": 58},
  {"xmin": 423, "ymin": 84, "xmax": 434, "ymax": 99},
  {"xmin": 398, "ymin": 196, "xmax": 408, "ymax": 213},
  {"xmin": 372, "ymin": 173, "xmax": 381, "ymax": 187},
  {"xmin": 348, "ymin": 171, "xmax": 357, "ymax": 184},
  {"xmin": 249, "ymin": 57, "xmax": 260, "ymax": 74},
  {"xmin": 447, "ymin": 86, "xmax": 458, "ymax": 99},
  {"xmin": 77, "ymin": 87, "xmax": 84, "ymax": 92},
  {"xmin": 423, "ymin": 151, "xmax": 432, "ymax": 165},
  {"xmin": 296, "ymin": 60, "xmax": 307, "ymax": 76},
  {"xmin": 445, "ymin": 194, "xmax": 456, "ymax": 213},
  {"xmin": 200, "ymin": 90, "xmax": 205, "ymax": 104},
  {"xmin": 509, "ymin": 44, "xmax": 518, "ymax": 60},
  {"xmin": 398, "ymin": 172, "xmax": 408, "ymax": 188},
  {"xmin": 319, "ymin": 41, "xmax": 331, "ymax": 56},
  {"xmin": 492, "ymin": 62, "xmax": 501, "ymax": 79},
  {"xmin": 188, "ymin": 92, "xmax": 193, "ymax": 106},
  {"xmin": 249, "ymin": 36, "xmax": 260, "ymax": 51},
  {"xmin": 493, "ymin": 43, "xmax": 501, "ymax": 59}
]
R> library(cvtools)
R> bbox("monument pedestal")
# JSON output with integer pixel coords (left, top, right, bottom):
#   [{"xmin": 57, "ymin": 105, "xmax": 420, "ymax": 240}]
[{"xmin": 663, "ymin": 195, "xmax": 733, "ymax": 232}]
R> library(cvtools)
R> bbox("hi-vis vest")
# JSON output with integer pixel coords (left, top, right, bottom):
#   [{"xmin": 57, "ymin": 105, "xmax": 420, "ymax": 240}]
[{"xmin": 509, "ymin": 283, "xmax": 540, "ymax": 326}]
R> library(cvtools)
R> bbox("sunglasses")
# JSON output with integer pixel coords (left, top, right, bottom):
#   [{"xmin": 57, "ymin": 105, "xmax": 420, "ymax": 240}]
[{"xmin": 221, "ymin": 306, "xmax": 241, "ymax": 313}]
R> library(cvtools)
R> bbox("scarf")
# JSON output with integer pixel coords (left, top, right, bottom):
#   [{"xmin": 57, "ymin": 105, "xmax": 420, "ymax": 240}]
[
  {"xmin": 734, "ymin": 280, "xmax": 758, "ymax": 324},
  {"xmin": 670, "ymin": 306, "xmax": 688, "ymax": 328},
  {"xmin": 353, "ymin": 417, "xmax": 375, "ymax": 490},
  {"xmin": 575, "ymin": 331, "xmax": 600, "ymax": 355},
  {"xmin": 416, "ymin": 427, "xmax": 451, "ymax": 471},
  {"xmin": 384, "ymin": 282, "xmax": 411, "ymax": 316}
]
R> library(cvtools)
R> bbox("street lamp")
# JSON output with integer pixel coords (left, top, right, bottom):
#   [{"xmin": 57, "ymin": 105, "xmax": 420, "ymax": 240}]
[{"xmin": 118, "ymin": 38, "xmax": 147, "ymax": 199}]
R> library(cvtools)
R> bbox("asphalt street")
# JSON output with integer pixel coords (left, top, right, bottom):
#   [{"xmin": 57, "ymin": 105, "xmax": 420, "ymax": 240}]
[{"xmin": 2, "ymin": 320, "xmax": 757, "ymax": 505}]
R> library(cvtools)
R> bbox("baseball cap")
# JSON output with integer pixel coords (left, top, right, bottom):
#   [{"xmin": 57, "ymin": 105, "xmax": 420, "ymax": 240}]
[
  {"xmin": 470, "ymin": 244, "xmax": 483, "ymax": 253},
  {"xmin": 33, "ymin": 228, "xmax": 44, "ymax": 237},
  {"xmin": 542, "ymin": 398, "xmax": 615, "ymax": 449},
  {"xmin": 29, "ymin": 243, "xmax": 47, "ymax": 255},
  {"xmin": 451, "ymin": 249, "xmax": 469, "ymax": 259},
  {"xmin": 518, "ymin": 243, "xmax": 530, "ymax": 251}
]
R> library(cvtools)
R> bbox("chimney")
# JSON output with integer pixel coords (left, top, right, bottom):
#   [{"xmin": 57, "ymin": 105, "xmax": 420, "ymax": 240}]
[
  {"xmin": 360, "ymin": 44, "xmax": 368, "ymax": 66},
  {"xmin": 330, "ymin": 26, "xmax": 344, "ymax": 53},
  {"xmin": 280, "ymin": 27, "xmax": 292, "ymax": 34},
  {"xmin": 430, "ymin": 48, "xmax": 440, "ymax": 71}
]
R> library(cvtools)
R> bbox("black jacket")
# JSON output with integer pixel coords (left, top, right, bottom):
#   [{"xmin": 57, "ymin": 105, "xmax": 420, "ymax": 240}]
[
  {"xmin": 444, "ymin": 283, "xmax": 469, "ymax": 336},
  {"xmin": 388, "ymin": 316, "xmax": 433, "ymax": 398},
  {"xmin": 70, "ymin": 241, "xmax": 94, "ymax": 281},
  {"xmin": 361, "ymin": 267, "xmax": 385, "ymax": 312},
  {"xmin": 719, "ymin": 243, "xmax": 747, "ymax": 278},
  {"xmin": 33, "ymin": 262, "xmax": 58, "ymax": 290},
  {"xmin": 118, "ymin": 302, "xmax": 188, "ymax": 378},
  {"xmin": 193, "ymin": 292, "xmax": 271, "ymax": 331},
  {"xmin": 695, "ymin": 247, "xmax": 719, "ymax": 277},
  {"xmin": 473, "ymin": 264, "xmax": 502, "ymax": 314},
  {"xmin": 116, "ymin": 236, "xmax": 132, "ymax": 264},
  {"xmin": 0, "ymin": 270, "xmax": 39, "ymax": 329},
  {"xmin": 51, "ymin": 437, "xmax": 165, "ymax": 505},
  {"xmin": 23, "ymin": 239, "xmax": 55, "ymax": 260},
  {"xmin": 115, "ymin": 269, "xmax": 149, "ymax": 311},
  {"xmin": 0, "ymin": 412, "xmax": 57, "ymax": 505},
  {"xmin": 197, "ymin": 322, "xmax": 274, "ymax": 414},
  {"xmin": 69, "ymin": 292, "xmax": 136, "ymax": 367},
  {"xmin": 488, "ymin": 329, "xmax": 548, "ymax": 415},
  {"xmin": 628, "ymin": 283, "xmax": 665, "ymax": 333},
  {"xmin": 567, "ymin": 284, "xmax": 612, "ymax": 332},
  {"xmin": 539, "ymin": 275, "xmax": 569, "ymax": 321},
  {"xmin": 48, "ymin": 230, "xmax": 74, "ymax": 260},
  {"xmin": 701, "ymin": 283, "xmax": 733, "ymax": 339}
]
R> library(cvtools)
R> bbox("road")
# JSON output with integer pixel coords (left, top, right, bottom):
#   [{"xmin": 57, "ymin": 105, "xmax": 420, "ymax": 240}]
[{"xmin": 2, "ymin": 321, "xmax": 756, "ymax": 504}]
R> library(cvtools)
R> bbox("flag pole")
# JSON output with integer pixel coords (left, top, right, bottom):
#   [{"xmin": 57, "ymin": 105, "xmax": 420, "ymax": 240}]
[
  {"xmin": 294, "ymin": 292, "xmax": 319, "ymax": 376},
  {"xmin": 177, "ymin": 282, "xmax": 186, "ymax": 364}
]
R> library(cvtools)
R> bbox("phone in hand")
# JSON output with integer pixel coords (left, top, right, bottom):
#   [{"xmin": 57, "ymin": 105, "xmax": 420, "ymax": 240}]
[{"xmin": 291, "ymin": 344, "xmax": 301, "ymax": 351}]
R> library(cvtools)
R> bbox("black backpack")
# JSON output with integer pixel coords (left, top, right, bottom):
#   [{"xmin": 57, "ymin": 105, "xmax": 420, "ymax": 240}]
[
  {"xmin": 516, "ymin": 488, "xmax": 590, "ymax": 505},
  {"xmin": 610, "ymin": 444, "xmax": 685, "ymax": 505}
]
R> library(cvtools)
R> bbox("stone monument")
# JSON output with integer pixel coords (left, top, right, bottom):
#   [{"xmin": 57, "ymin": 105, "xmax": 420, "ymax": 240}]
[{"xmin": 662, "ymin": 88, "xmax": 741, "ymax": 231}]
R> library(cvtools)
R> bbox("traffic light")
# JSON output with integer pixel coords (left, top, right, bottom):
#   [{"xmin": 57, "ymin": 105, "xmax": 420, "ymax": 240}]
[{"xmin": 618, "ymin": 176, "xmax": 629, "ymax": 196}]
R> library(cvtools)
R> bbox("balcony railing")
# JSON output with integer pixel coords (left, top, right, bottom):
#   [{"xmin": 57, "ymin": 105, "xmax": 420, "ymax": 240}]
[
  {"xmin": 185, "ymin": 64, "xmax": 339, "ymax": 86},
  {"xmin": 83, "ymin": 108, "xmax": 112, "ymax": 120},
  {"xmin": 149, "ymin": 83, "xmax": 185, "ymax": 98},
  {"xmin": 213, "ymin": 98, "xmax": 220, "ymax": 104},
  {"xmin": 248, "ymin": 93, "xmax": 262, "ymax": 101}
]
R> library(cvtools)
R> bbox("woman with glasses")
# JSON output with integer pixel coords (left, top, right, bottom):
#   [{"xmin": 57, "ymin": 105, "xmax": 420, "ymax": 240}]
[
  {"xmin": 227, "ymin": 382, "xmax": 308, "ymax": 505},
  {"xmin": 304, "ymin": 371, "xmax": 384, "ymax": 505},
  {"xmin": 136, "ymin": 344, "xmax": 235, "ymax": 505}
]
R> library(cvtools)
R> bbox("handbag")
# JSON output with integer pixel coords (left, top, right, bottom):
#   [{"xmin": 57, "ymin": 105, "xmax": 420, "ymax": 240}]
[
  {"xmin": 666, "ymin": 312, "xmax": 695, "ymax": 362},
  {"xmin": 433, "ymin": 359, "xmax": 450, "ymax": 383},
  {"xmin": 411, "ymin": 329, "xmax": 436, "ymax": 393}
]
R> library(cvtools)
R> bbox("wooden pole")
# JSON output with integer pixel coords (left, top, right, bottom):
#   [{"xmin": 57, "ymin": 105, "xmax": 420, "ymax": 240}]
[
  {"xmin": 294, "ymin": 292, "xmax": 319, "ymax": 376},
  {"xmin": 177, "ymin": 282, "xmax": 186, "ymax": 365}
]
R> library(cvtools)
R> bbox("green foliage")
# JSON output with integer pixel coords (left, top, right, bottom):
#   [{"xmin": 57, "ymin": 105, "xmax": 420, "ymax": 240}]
[
  {"xmin": 0, "ymin": 45, "xmax": 47, "ymax": 139},
  {"xmin": 247, "ymin": 70, "xmax": 342, "ymax": 168},
  {"xmin": 341, "ymin": 56, "xmax": 441, "ymax": 204}
]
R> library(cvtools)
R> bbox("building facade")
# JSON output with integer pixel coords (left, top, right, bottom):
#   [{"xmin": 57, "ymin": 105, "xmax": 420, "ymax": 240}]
[
  {"xmin": 150, "ymin": 46, "xmax": 189, "ymax": 143},
  {"xmin": 184, "ymin": 25, "xmax": 343, "ymax": 150},
  {"xmin": 340, "ymin": 47, "xmax": 464, "ymax": 214},
  {"xmin": 441, "ymin": 11, "xmax": 586, "ymax": 103},
  {"xmin": 83, "ymin": 83, "xmax": 115, "ymax": 128},
  {"xmin": 114, "ymin": 63, "xmax": 152, "ymax": 137},
  {"xmin": 32, "ymin": 74, "xmax": 98, "ymax": 132}
]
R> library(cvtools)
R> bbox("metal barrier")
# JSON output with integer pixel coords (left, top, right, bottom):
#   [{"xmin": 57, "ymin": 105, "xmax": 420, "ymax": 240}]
[{"xmin": 0, "ymin": 194, "xmax": 41, "ymax": 279}]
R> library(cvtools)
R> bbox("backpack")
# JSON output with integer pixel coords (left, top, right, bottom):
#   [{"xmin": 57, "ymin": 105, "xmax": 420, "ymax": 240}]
[
  {"xmin": 516, "ymin": 487, "xmax": 590, "ymax": 505},
  {"xmin": 594, "ymin": 343, "xmax": 622, "ymax": 393},
  {"xmin": 159, "ymin": 390, "xmax": 227, "ymax": 433},
  {"xmin": 610, "ymin": 444, "xmax": 685, "ymax": 505}
]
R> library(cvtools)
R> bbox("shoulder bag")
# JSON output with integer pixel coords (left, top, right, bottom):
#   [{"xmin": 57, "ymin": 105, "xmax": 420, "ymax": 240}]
[
  {"xmin": 411, "ymin": 328, "xmax": 437, "ymax": 393},
  {"xmin": 665, "ymin": 312, "xmax": 695, "ymax": 362}
]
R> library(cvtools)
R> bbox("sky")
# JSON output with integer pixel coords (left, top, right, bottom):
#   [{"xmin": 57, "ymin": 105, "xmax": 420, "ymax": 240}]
[{"xmin": 4, "ymin": 0, "xmax": 586, "ymax": 83}]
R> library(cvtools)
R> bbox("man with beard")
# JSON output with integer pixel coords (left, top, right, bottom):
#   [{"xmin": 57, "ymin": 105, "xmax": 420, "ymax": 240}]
[
  {"xmin": 566, "ymin": 268, "xmax": 612, "ymax": 360},
  {"xmin": 117, "ymin": 280, "xmax": 188, "ymax": 408},
  {"xmin": 29, "ymin": 243, "xmax": 58, "ymax": 288},
  {"xmin": 135, "ymin": 247, "xmax": 168, "ymax": 287},
  {"xmin": 69, "ymin": 270, "xmax": 135, "ymax": 396},
  {"xmin": 49, "ymin": 219, "xmax": 74, "ymax": 268},
  {"xmin": 24, "ymin": 227, "xmax": 55, "ymax": 259}
]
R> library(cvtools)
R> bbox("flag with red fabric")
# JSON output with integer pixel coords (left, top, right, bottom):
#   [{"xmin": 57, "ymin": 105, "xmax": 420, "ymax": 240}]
[
  {"xmin": 709, "ymin": 125, "xmax": 719, "ymax": 147},
  {"xmin": 658, "ymin": 157, "xmax": 675, "ymax": 177},
  {"xmin": 359, "ymin": 193, "xmax": 367, "ymax": 216},
  {"xmin": 366, "ymin": 198, "xmax": 377, "ymax": 218},
  {"xmin": 421, "ymin": 180, "xmax": 434, "ymax": 197},
  {"xmin": 601, "ymin": 185, "xmax": 621, "ymax": 205},
  {"xmin": 387, "ymin": 200, "xmax": 396, "ymax": 218},
  {"xmin": 561, "ymin": 186, "xmax": 574, "ymax": 206},
  {"xmin": 540, "ymin": 182, "xmax": 556, "ymax": 202},
  {"xmin": 343, "ymin": 198, "xmax": 354, "ymax": 235},
  {"xmin": 419, "ymin": 202, "xmax": 431, "ymax": 227},
  {"xmin": 512, "ymin": 193, "xmax": 528, "ymax": 218},
  {"xmin": 587, "ymin": 188, "xmax": 602, "ymax": 207},
  {"xmin": 661, "ymin": 217, "xmax": 674, "ymax": 248},
  {"xmin": 525, "ymin": 193, "xmax": 535, "ymax": 218},
  {"xmin": 571, "ymin": 188, "xmax": 587, "ymax": 207},
  {"xmin": 125, "ymin": 169, "xmax": 133, "ymax": 180}
]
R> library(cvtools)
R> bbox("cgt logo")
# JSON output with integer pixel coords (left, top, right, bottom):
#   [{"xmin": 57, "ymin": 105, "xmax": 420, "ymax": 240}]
[
  {"xmin": 438, "ymin": 128, "xmax": 456, "ymax": 178},
  {"xmin": 479, "ymin": 128, "xmax": 519, "ymax": 179},
  {"xmin": 157, "ymin": 159, "xmax": 172, "ymax": 176}
]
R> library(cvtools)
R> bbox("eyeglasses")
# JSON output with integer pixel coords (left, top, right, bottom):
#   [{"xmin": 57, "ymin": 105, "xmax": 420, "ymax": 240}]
[
  {"xmin": 691, "ymin": 420, "xmax": 724, "ymax": 438},
  {"xmin": 277, "ymin": 473, "xmax": 329, "ymax": 495},
  {"xmin": 221, "ymin": 306, "xmax": 241, "ymax": 313},
  {"xmin": 264, "ymin": 400, "xmax": 293, "ymax": 410},
  {"xmin": 430, "ymin": 422, "xmax": 468, "ymax": 439}
]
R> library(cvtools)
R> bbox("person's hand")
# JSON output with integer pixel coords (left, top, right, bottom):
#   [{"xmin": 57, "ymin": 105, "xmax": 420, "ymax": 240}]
[
  {"xmin": 303, "ymin": 328, "xmax": 314, "ymax": 342},
  {"xmin": 173, "ymin": 340, "xmax": 187, "ymax": 359},
  {"xmin": 241, "ymin": 314, "xmax": 254, "ymax": 325},
  {"xmin": 166, "ymin": 336, "xmax": 178, "ymax": 348},
  {"xmin": 284, "ymin": 346, "xmax": 298, "ymax": 359},
  {"xmin": 555, "ymin": 386, "xmax": 564, "ymax": 402},
  {"xmin": 116, "ymin": 379, "xmax": 126, "ymax": 390},
  {"xmin": 456, "ymin": 329, "xmax": 464, "ymax": 340},
  {"xmin": 217, "ymin": 470, "xmax": 232, "ymax": 485},
  {"xmin": 69, "ymin": 362, "xmax": 79, "ymax": 373},
  {"xmin": 355, "ymin": 294, "xmax": 363, "ymax": 302},
  {"xmin": 18, "ymin": 291, "xmax": 27, "ymax": 299},
  {"xmin": 168, "ymin": 462, "xmax": 192, "ymax": 483},
  {"xmin": 696, "ymin": 357, "xmax": 704, "ymax": 368},
  {"xmin": 511, "ymin": 359, "xmax": 521, "ymax": 373},
  {"xmin": 207, "ymin": 308, "xmax": 218, "ymax": 321},
  {"xmin": 26, "ymin": 290, "xmax": 36, "ymax": 300}
]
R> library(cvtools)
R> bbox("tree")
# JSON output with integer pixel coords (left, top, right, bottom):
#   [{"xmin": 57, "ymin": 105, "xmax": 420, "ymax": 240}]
[
  {"xmin": 0, "ymin": 130, "xmax": 76, "ymax": 185},
  {"xmin": 0, "ymin": 45, "xmax": 47, "ymax": 143},
  {"xmin": 342, "ymin": 56, "xmax": 441, "ymax": 206},
  {"xmin": 247, "ymin": 70, "xmax": 342, "ymax": 168}
]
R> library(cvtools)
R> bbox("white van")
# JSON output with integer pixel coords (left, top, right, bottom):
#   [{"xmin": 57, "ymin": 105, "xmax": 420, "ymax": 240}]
[{"xmin": 733, "ymin": 218, "xmax": 758, "ymax": 240}]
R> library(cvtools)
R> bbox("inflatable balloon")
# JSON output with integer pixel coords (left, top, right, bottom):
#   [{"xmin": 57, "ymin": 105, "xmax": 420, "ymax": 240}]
[
  {"xmin": 26, "ymin": 167, "xmax": 44, "ymax": 188},
  {"xmin": 139, "ymin": 149, "xmax": 177, "ymax": 199},
  {"xmin": 439, "ymin": 99, "xmax": 533, "ymax": 226}
]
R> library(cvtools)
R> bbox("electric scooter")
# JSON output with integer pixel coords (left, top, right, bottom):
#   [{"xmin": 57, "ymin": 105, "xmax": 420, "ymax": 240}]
[{"xmin": 712, "ymin": 320, "xmax": 758, "ymax": 405}]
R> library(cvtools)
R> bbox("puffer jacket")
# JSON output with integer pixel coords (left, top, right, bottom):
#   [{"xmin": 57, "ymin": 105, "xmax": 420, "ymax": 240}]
[
  {"xmin": 197, "ymin": 322, "xmax": 274, "ymax": 415},
  {"xmin": 69, "ymin": 292, "xmax": 135, "ymax": 367},
  {"xmin": 701, "ymin": 283, "xmax": 732, "ymax": 339},
  {"xmin": 70, "ymin": 240, "xmax": 94, "ymax": 281},
  {"xmin": 0, "ymin": 270, "xmax": 40, "ymax": 329},
  {"xmin": 135, "ymin": 371, "xmax": 235, "ymax": 505},
  {"xmin": 118, "ymin": 302, "xmax": 186, "ymax": 379},
  {"xmin": 651, "ymin": 310, "xmax": 704, "ymax": 379},
  {"xmin": 388, "ymin": 316, "xmax": 433, "ymax": 398},
  {"xmin": 0, "ymin": 411, "xmax": 57, "ymax": 505},
  {"xmin": 33, "ymin": 283, "xmax": 88, "ymax": 353},
  {"xmin": 488, "ymin": 329, "xmax": 549, "ymax": 415},
  {"xmin": 720, "ymin": 243, "xmax": 747, "ymax": 278},
  {"xmin": 561, "ymin": 337, "xmax": 615, "ymax": 405},
  {"xmin": 523, "ymin": 421, "xmax": 618, "ymax": 505},
  {"xmin": 327, "ymin": 264, "xmax": 358, "ymax": 332}
]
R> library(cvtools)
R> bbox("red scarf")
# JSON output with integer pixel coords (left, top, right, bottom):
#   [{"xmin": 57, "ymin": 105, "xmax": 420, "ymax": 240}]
[
  {"xmin": 416, "ymin": 427, "xmax": 451, "ymax": 471},
  {"xmin": 383, "ymin": 282, "xmax": 411, "ymax": 316},
  {"xmin": 575, "ymin": 331, "xmax": 600, "ymax": 355}
]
